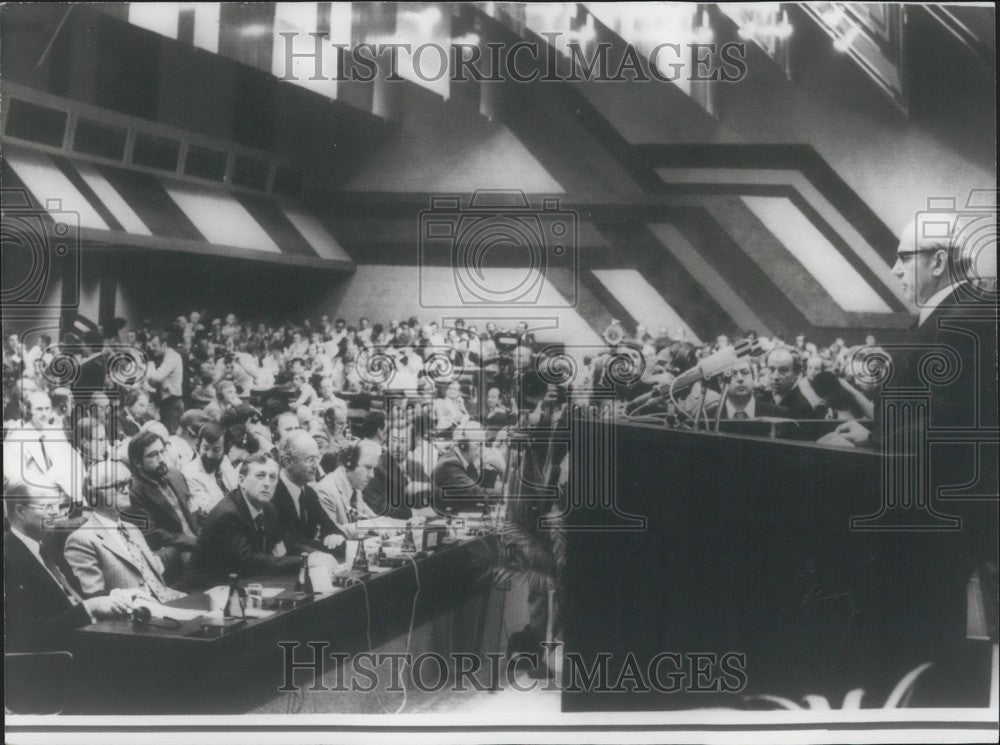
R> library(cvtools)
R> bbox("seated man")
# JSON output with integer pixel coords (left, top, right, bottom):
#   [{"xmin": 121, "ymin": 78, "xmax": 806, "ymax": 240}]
[
  {"xmin": 127, "ymin": 430, "xmax": 200, "ymax": 561},
  {"xmin": 64, "ymin": 460, "xmax": 184, "ymax": 602},
  {"xmin": 363, "ymin": 423, "xmax": 431, "ymax": 519},
  {"xmin": 761, "ymin": 348, "xmax": 820, "ymax": 418},
  {"xmin": 4, "ymin": 481, "xmax": 130, "ymax": 653},
  {"xmin": 431, "ymin": 421, "xmax": 505, "ymax": 514},
  {"xmin": 3, "ymin": 390, "xmax": 86, "ymax": 508},
  {"xmin": 314, "ymin": 443, "xmax": 382, "ymax": 536},
  {"xmin": 182, "ymin": 422, "xmax": 239, "ymax": 522},
  {"xmin": 272, "ymin": 430, "xmax": 346, "ymax": 556},
  {"xmin": 190, "ymin": 453, "xmax": 315, "ymax": 584},
  {"xmin": 705, "ymin": 363, "xmax": 789, "ymax": 420}
]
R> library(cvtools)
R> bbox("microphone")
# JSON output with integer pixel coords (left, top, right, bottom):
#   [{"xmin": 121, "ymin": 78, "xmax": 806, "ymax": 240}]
[
  {"xmin": 664, "ymin": 339, "xmax": 762, "ymax": 393},
  {"xmin": 624, "ymin": 339, "xmax": 762, "ymax": 418}
]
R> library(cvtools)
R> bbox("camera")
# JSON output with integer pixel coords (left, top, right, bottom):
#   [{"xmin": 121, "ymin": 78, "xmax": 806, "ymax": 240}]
[
  {"xmin": 1, "ymin": 188, "xmax": 81, "ymax": 312},
  {"xmin": 419, "ymin": 190, "xmax": 578, "ymax": 308}
]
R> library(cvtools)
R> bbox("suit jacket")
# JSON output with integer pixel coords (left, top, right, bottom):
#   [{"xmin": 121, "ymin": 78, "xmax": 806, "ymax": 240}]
[
  {"xmin": 190, "ymin": 489, "xmax": 305, "ymax": 585},
  {"xmin": 764, "ymin": 385, "xmax": 819, "ymax": 419},
  {"xmin": 117, "ymin": 410, "xmax": 142, "ymax": 439},
  {"xmin": 4, "ymin": 530, "xmax": 91, "ymax": 653},
  {"xmin": 705, "ymin": 395, "xmax": 790, "ymax": 419},
  {"xmin": 126, "ymin": 469, "xmax": 199, "ymax": 552},
  {"xmin": 2, "ymin": 425, "xmax": 85, "ymax": 505},
  {"xmin": 63, "ymin": 513, "xmax": 169, "ymax": 598},
  {"xmin": 364, "ymin": 453, "xmax": 417, "ymax": 519},
  {"xmin": 271, "ymin": 476, "xmax": 344, "ymax": 554},
  {"xmin": 431, "ymin": 449, "xmax": 499, "ymax": 513}
]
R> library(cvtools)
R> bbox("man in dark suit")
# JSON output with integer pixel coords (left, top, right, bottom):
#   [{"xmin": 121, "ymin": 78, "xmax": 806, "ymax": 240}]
[
  {"xmin": 273, "ymin": 430, "xmax": 345, "ymax": 557},
  {"xmin": 363, "ymin": 424, "xmax": 431, "ymax": 520},
  {"xmin": 431, "ymin": 421, "xmax": 504, "ymax": 514},
  {"xmin": 705, "ymin": 362, "xmax": 789, "ymax": 420},
  {"xmin": 126, "ymin": 430, "xmax": 199, "ymax": 564},
  {"xmin": 4, "ymin": 481, "xmax": 130, "ymax": 653},
  {"xmin": 828, "ymin": 217, "xmax": 998, "ymax": 705},
  {"xmin": 190, "ymin": 453, "xmax": 311, "ymax": 586},
  {"xmin": 762, "ymin": 348, "xmax": 819, "ymax": 418}
]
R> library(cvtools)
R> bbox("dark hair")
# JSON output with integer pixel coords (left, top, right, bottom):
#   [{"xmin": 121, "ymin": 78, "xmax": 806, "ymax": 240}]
[
  {"xmin": 127, "ymin": 429, "xmax": 164, "ymax": 468},
  {"xmin": 237, "ymin": 451, "xmax": 277, "ymax": 477},
  {"xmin": 358, "ymin": 410, "xmax": 385, "ymax": 440},
  {"xmin": 197, "ymin": 421, "xmax": 225, "ymax": 446},
  {"xmin": 124, "ymin": 388, "xmax": 148, "ymax": 409},
  {"xmin": 319, "ymin": 450, "xmax": 340, "ymax": 475},
  {"xmin": 338, "ymin": 443, "xmax": 361, "ymax": 470}
]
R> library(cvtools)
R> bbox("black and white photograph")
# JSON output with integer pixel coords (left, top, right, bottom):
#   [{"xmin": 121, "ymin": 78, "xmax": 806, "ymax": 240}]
[{"xmin": 2, "ymin": 2, "xmax": 997, "ymax": 743}]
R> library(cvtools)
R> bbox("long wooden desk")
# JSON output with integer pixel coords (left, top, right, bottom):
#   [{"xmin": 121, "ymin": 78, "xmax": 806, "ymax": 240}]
[{"xmin": 69, "ymin": 536, "xmax": 498, "ymax": 714}]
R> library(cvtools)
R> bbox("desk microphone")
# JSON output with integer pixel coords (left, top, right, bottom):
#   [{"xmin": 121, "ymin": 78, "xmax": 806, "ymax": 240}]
[
  {"xmin": 667, "ymin": 339, "xmax": 762, "ymax": 393},
  {"xmin": 131, "ymin": 605, "xmax": 182, "ymax": 629},
  {"xmin": 625, "ymin": 339, "xmax": 762, "ymax": 417}
]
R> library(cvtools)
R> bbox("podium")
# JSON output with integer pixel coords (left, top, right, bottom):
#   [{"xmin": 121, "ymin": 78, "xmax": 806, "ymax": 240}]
[{"xmin": 559, "ymin": 418, "xmax": 997, "ymax": 711}]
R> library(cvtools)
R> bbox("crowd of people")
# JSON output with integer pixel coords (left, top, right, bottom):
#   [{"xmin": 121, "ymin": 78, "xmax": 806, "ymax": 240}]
[{"xmin": 0, "ymin": 306, "xmax": 893, "ymax": 654}]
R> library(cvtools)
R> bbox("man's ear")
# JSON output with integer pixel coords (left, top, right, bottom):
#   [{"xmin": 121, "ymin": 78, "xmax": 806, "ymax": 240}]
[{"xmin": 930, "ymin": 248, "xmax": 950, "ymax": 278}]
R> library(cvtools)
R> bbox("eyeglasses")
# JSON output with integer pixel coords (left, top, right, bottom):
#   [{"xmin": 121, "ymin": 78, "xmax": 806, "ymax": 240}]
[
  {"xmin": 895, "ymin": 249, "xmax": 945, "ymax": 262},
  {"xmin": 26, "ymin": 502, "xmax": 71, "ymax": 515},
  {"xmin": 94, "ymin": 480, "xmax": 131, "ymax": 491}
]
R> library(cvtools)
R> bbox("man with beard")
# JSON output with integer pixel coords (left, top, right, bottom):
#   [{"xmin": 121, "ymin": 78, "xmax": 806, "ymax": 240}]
[
  {"xmin": 127, "ymin": 430, "xmax": 199, "ymax": 566},
  {"xmin": 363, "ymin": 423, "xmax": 431, "ymax": 520},
  {"xmin": 182, "ymin": 422, "xmax": 239, "ymax": 523},
  {"xmin": 145, "ymin": 330, "xmax": 185, "ymax": 434}
]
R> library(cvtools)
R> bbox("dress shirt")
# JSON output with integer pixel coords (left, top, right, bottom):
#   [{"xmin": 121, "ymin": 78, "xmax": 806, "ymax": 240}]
[
  {"xmin": 147, "ymin": 347, "xmax": 183, "ymax": 398},
  {"xmin": 724, "ymin": 397, "xmax": 756, "ymax": 419},
  {"xmin": 280, "ymin": 472, "xmax": 304, "ymax": 519}
]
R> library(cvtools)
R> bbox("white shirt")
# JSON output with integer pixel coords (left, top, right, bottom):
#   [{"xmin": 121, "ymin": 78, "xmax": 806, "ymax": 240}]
[
  {"xmin": 919, "ymin": 281, "xmax": 968, "ymax": 326},
  {"xmin": 724, "ymin": 397, "xmax": 757, "ymax": 419},
  {"xmin": 280, "ymin": 472, "xmax": 303, "ymax": 517},
  {"xmin": 241, "ymin": 492, "xmax": 263, "ymax": 521}
]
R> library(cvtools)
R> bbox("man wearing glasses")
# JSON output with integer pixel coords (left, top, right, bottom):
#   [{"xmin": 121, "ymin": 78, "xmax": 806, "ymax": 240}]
[
  {"xmin": 4, "ymin": 480, "xmax": 131, "ymax": 653},
  {"xmin": 272, "ymin": 430, "xmax": 346, "ymax": 557},
  {"xmin": 831, "ymin": 216, "xmax": 995, "ymax": 447},
  {"xmin": 63, "ymin": 460, "xmax": 185, "ymax": 602}
]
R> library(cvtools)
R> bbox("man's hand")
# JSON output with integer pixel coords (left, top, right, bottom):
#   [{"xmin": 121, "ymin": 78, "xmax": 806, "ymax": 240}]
[
  {"xmin": 322, "ymin": 533, "xmax": 346, "ymax": 550},
  {"xmin": 405, "ymin": 480, "xmax": 430, "ymax": 497},
  {"xmin": 833, "ymin": 420, "xmax": 871, "ymax": 445},
  {"xmin": 83, "ymin": 594, "xmax": 131, "ymax": 620}
]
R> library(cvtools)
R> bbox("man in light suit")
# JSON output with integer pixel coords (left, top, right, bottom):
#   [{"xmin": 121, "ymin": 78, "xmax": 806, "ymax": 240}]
[
  {"xmin": 64, "ymin": 460, "xmax": 184, "ymax": 602},
  {"xmin": 3, "ymin": 391, "xmax": 85, "ymax": 507}
]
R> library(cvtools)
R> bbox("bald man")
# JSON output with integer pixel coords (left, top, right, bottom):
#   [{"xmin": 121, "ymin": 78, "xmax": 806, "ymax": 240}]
[
  {"xmin": 64, "ymin": 460, "xmax": 184, "ymax": 602},
  {"xmin": 272, "ymin": 430, "xmax": 345, "ymax": 556}
]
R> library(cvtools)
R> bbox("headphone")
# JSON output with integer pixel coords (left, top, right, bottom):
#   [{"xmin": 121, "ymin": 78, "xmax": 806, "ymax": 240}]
[{"xmin": 341, "ymin": 443, "xmax": 361, "ymax": 471}]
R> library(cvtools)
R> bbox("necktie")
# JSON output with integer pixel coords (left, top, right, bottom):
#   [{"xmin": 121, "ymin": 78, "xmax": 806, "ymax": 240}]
[
  {"xmin": 39, "ymin": 434, "xmax": 53, "ymax": 470},
  {"xmin": 253, "ymin": 514, "xmax": 266, "ymax": 553},
  {"xmin": 732, "ymin": 410, "xmax": 749, "ymax": 420},
  {"xmin": 214, "ymin": 467, "xmax": 228, "ymax": 497},
  {"xmin": 161, "ymin": 478, "xmax": 196, "ymax": 538},
  {"xmin": 38, "ymin": 545, "xmax": 81, "ymax": 605},
  {"xmin": 117, "ymin": 524, "xmax": 183, "ymax": 602}
]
